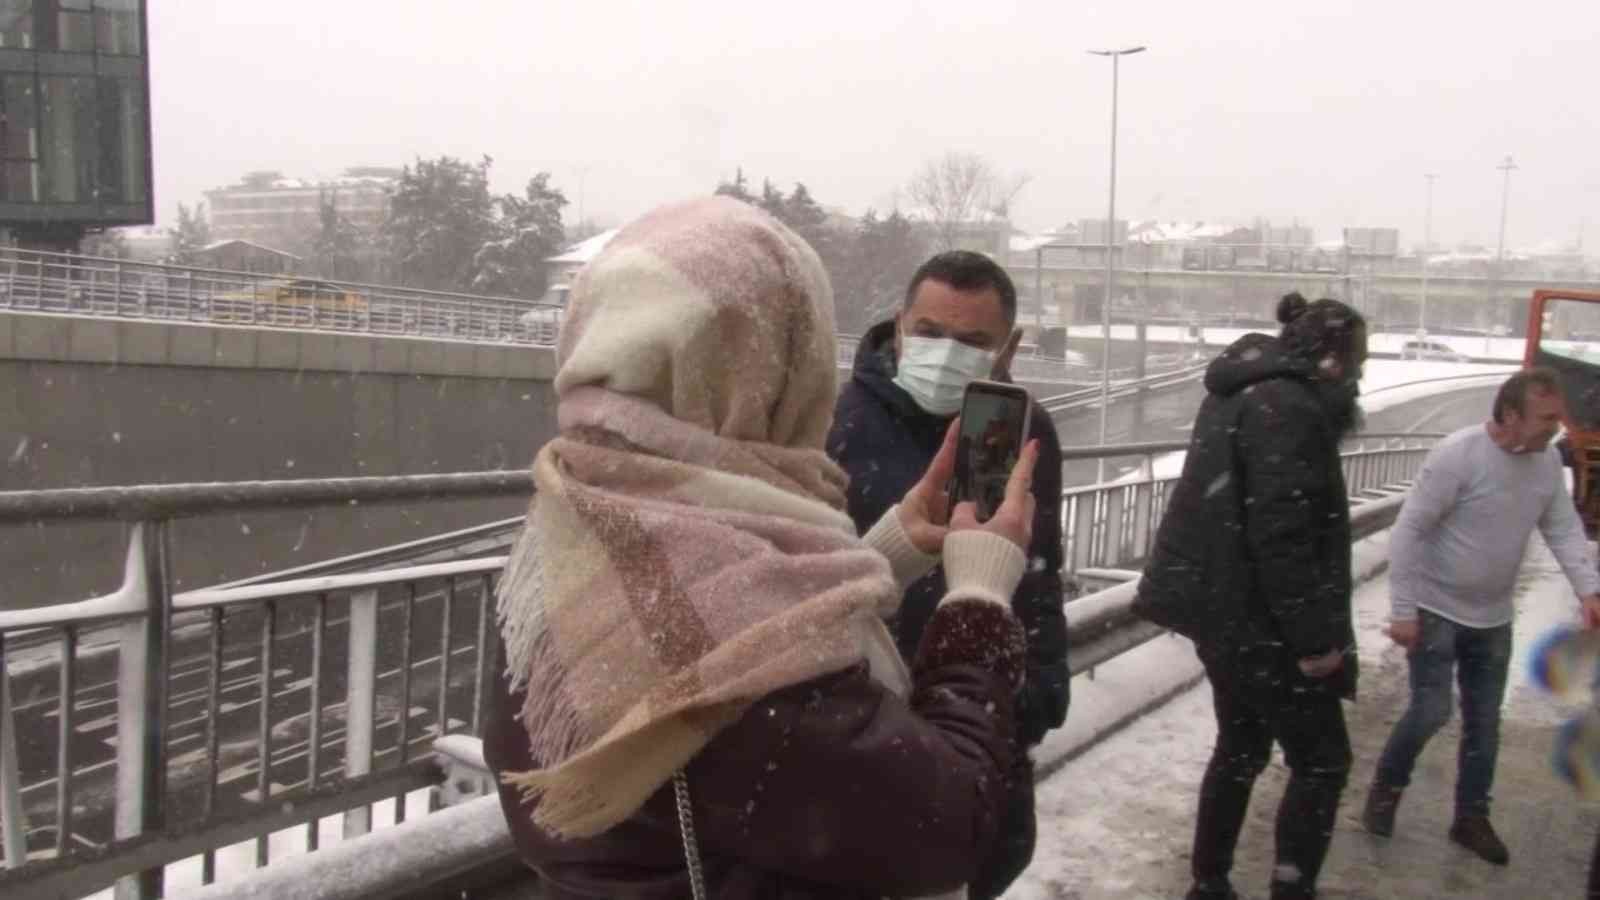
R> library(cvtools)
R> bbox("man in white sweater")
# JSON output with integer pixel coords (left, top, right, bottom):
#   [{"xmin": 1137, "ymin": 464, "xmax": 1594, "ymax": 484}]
[{"xmin": 1363, "ymin": 369, "xmax": 1600, "ymax": 865}]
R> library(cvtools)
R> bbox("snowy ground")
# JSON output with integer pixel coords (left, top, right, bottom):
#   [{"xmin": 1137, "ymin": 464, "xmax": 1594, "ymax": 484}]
[{"xmin": 1012, "ymin": 536, "xmax": 1600, "ymax": 899}]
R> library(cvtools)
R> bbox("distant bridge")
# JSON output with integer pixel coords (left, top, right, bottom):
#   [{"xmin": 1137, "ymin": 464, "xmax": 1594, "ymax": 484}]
[{"xmin": 1008, "ymin": 261, "xmax": 1600, "ymax": 331}]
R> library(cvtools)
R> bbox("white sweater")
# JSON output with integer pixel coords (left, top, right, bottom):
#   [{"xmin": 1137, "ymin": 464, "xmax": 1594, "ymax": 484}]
[{"xmin": 1390, "ymin": 425, "xmax": 1600, "ymax": 627}]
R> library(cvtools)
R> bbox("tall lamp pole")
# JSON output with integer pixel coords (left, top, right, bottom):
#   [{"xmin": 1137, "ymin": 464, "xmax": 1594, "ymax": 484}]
[
  {"xmin": 1089, "ymin": 45, "xmax": 1145, "ymax": 484},
  {"xmin": 1491, "ymin": 155, "xmax": 1517, "ymax": 352},
  {"xmin": 1420, "ymin": 173, "xmax": 1437, "ymax": 334}
]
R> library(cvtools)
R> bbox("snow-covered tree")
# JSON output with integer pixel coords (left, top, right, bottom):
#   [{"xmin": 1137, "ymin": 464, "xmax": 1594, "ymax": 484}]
[
  {"xmin": 309, "ymin": 189, "xmax": 368, "ymax": 282},
  {"xmin": 758, "ymin": 179, "xmax": 787, "ymax": 222},
  {"xmin": 472, "ymin": 173, "xmax": 568, "ymax": 299},
  {"xmin": 168, "ymin": 202, "xmax": 211, "ymax": 265},
  {"xmin": 83, "ymin": 228, "xmax": 130, "ymax": 259},
  {"xmin": 714, "ymin": 168, "xmax": 754, "ymax": 204},
  {"xmin": 380, "ymin": 156, "xmax": 498, "ymax": 292},
  {"xmin": 833, "ymin": 209, "xmax": 928, "ymax": 333}
]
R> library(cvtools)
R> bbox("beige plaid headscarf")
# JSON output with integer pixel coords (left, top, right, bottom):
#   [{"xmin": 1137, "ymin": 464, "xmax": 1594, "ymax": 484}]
[{"xmin": 497, "ymin": 197, "xmax": 907, "ymax": 839}]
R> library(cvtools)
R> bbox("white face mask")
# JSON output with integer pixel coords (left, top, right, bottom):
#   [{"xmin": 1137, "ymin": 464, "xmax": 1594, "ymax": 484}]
[{"xmin": 892, "ymin": 335, "xmax": 996, "ymax": 416}]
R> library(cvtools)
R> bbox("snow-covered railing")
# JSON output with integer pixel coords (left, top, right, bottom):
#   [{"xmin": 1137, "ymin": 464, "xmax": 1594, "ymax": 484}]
[
  {"xmin": 0, "ymin": 437, "xmax": 1434, "ymax": 899},
  {"xmin": 175, "ymin": 794, "xmax": 520, "ymax": 900},
  {"xmin": 0, "ymin": 474, "xmax": 535, "ymax": 900},
  {"xmin": 1058, "ymin": 432, "xmax": 1439, "ymax": 586},
  {"xmin": 1063, "ymin": 489, "xmax": 1411, "ymax": 677},
  {"xmin": 180, "ymin": 476, "xmax": 1429, "ymax": 900},
  {"xmin": 0, "ymin": 247, "xmax": 564, "ymax": 346}
]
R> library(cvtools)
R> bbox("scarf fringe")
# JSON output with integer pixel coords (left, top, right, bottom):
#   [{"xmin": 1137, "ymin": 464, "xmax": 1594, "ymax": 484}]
[
  {"xmin": 515, "ymin": 627, "xmax": 595, "ymax": 765},
  {"xmin": 499, "ymin": 712, "xmax": 710, "ymax": 840},
  {"xmin": 496, "ymin": 513, "xmax": 548, "ymax": 698}
]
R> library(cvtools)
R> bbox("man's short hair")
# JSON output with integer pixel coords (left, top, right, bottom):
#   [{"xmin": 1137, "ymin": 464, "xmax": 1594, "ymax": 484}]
[
  {"xmin": 1493, "ymin": 368, "xmax": 1563, "ymax": 424},
  {"xmin": 904, "ymin": 251, "xmax": 1017, "ymax": 326}
]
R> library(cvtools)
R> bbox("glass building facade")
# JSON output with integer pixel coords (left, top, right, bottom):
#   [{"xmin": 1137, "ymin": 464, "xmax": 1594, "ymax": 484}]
[{"xmin": 0, "ymin": 1, "xmax": 150, "ymax": 242}]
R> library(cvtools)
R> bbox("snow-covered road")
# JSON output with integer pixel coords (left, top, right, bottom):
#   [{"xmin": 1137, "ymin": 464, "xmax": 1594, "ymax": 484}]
[{"xmin": 1016, "ymin": 534, "xmax": 1600, "ymax": 899}]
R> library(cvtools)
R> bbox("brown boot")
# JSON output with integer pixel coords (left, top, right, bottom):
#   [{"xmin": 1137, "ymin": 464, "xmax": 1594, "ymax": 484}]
[
  {"xmin": 1362, "ymin": 783, "xmax": 1403, "ymax": 837},
  {"xmin": 1449, "ymin": 814, "xmax": 1510, "ymax": 865}
]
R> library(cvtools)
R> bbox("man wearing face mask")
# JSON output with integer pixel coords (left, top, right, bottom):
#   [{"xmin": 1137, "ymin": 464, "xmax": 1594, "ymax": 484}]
[
  {"xmin": 1362, "ymin": 369, "xmax": 1600, "ymax": 868},
  {"xmin": 827, "ymin": 250, "xmax": 1068, "ymax": 900},
  {"xmin": 1135, "ymin": 293, "xmax": 1367, "ymax": 900}
]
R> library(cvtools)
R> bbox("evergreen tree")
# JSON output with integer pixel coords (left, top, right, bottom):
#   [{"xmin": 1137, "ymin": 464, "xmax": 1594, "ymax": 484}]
[
  {"xmin": 781, "ymin": 182, "xmax": 842, "ymax": 297},
  {"xmin": 309, "ymin": 189, "xmax": 366, "ymax": 281},
  {"xmin": 713, "ymin": 167, "xmax": 754, "ymax": 203},
  {"xmin": 708, "ymin": 171, "xmax": 910, "ymax": 334},
  {"xmin": 834, "ymin": 208, "xmax": 928, "ymax": 333},
  {"xmin": 82, "ymin": 228, "xmax": 130, "ymax": 259},
  {"xmin": 380, "ymin": 156, "xmax": 498, "ymax": 292},
  {"xmin": 169, "ymin": 202, "xmax": 212, "ymax": 265},
  {"xmin": 783, "ymin": 183, "xmax": 829, "ymax": 247},
  {"xmin": 472, "ymin": 172, "xmax": 569, "ymax": 298},
  {"xmin": 758, "ymin": 179, "xmax": 787, "ymax": 222}
]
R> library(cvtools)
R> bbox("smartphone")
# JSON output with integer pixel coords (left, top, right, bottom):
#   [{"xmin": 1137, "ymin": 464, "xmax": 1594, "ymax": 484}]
[{"xmin": 949, "ymin": 380, "xmax": 1033, "ymax": 523}]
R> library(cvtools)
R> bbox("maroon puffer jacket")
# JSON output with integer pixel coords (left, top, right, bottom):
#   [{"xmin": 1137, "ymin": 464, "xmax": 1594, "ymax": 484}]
[{"xmin": 484, "ymin": 599, "xmax": 1024, "ymax": 899}]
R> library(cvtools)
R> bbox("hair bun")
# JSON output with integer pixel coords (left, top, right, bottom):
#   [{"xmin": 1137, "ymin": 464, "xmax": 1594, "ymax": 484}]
[{"xmin": 1277, "ymin": 292, "xmax": 1309, "ymax": 325}]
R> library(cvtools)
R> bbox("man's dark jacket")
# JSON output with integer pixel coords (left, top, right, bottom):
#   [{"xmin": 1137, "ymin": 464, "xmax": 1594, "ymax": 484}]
[
  {"xmin": 827, "ymin": 321, "xmax": 1071, "ymax": 745},
  {"xmin": 1136, "ymin": 332, "xmax": 1358, "ymax": 698}
]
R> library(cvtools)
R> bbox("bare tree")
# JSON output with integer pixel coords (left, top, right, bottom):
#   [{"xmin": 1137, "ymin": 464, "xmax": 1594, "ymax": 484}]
[{"xmin": 906, "ymin": 152, "xmax": 1029, "ymax": 251}]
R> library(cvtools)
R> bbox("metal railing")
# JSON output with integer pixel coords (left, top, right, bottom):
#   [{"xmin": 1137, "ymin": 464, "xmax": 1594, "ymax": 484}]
[
  {"xmin": 0, "ymin": 435, "xmax": 1438, "ymax": 899},
  {"xmin": 1061, "ymin": 489, "xmax": 1410, "ymax": 679},
  {"xmin": 0, "ymin": 248, "xmax": 565, "ymax": 346},
  {"xmin": 0, "ymin": 247, "xmax": 1234, "ymax": 383},
  {"xmin": 1056, "ymin": 433, "xmax": 1438, "ymax": 584},
  {"xmin": 0, "ymin": 474, "xmax": 533, "ymax": 900},
  {"xmin": 1038, "ymin": 360, "xmax": 1209, "ymax": 412}
]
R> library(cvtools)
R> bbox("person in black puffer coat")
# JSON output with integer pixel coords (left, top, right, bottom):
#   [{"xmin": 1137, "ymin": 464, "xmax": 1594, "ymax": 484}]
[
  {"xmin": 1135, "ymin": 292, "xmax": 1367, "ymax": 900},
  {"xmin": 828, "ymin": 251, "xmax": 1070, "ymax": 900}
]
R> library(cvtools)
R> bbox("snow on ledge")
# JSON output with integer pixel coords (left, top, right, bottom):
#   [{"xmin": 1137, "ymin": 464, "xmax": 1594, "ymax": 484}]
[{"xmin": 171, "ymin": 795, "xmax": 513, "ymax": 900}]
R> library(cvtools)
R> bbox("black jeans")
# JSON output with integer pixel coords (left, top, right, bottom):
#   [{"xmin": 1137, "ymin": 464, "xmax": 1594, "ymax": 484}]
[
  {"xmin": 1192, "ymin": 647, "xmax": 1352, "ymax": 896},
  {"xmin": 1589, "ymin": 827, "xmax": 1600, "ymax": 899}
]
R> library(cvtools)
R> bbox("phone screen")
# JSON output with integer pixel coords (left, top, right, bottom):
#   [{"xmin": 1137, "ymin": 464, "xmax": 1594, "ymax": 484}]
[{"xmin": 951, "ymin": 382, "xmax": 1032, "ymax": 522}]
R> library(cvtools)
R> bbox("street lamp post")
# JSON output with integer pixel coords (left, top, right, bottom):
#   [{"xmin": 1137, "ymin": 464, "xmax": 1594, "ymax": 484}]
[
  {"xmin": 1089, "ymin": 45, "xmax": 1145, "ymax": 484},
  {"xmin": 1491, "ymin": 155, "xmax": 1517, "ymax": 353},
  {"xmin": 1421, "ymin": 173, "xmax": 1436, "ymax": 334},
  {"xmin": 1034, "ymin": 245, "xmax": 1044, "ymax": 337}
]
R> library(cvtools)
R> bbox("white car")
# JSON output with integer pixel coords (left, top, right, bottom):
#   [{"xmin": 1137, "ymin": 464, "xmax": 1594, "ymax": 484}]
[{"xmin": 1399, "ymin": 339, "xmax": 1471, "ymax": 362}]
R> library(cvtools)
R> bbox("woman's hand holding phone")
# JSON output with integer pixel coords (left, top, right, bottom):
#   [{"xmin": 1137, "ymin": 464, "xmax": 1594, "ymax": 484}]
[{"xmin": 951, "ymin": 439, "xmax": 1037, "ymax": 550}]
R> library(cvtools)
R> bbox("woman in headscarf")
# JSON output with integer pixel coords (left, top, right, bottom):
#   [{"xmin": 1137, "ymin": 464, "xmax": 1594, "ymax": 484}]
[{"xmin": 484, "ymin": 196, "xmax": 1036, "ymax": 899}]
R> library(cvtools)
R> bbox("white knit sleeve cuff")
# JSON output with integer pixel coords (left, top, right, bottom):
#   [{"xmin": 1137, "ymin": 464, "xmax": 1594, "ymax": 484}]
[
  {"xmin": 862, "ymin": 506, "xmax": 941, "ymax": 591},
  {"xmin": 940, "ymin": 531, "xmax": 1026, "ymax": 608}
]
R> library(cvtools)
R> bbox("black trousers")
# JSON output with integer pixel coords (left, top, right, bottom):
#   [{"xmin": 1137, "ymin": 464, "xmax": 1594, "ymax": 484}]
[
  {"xmin": 968, "ymin": 750, "xmax": 1037, "ymax": 900},
  {"xmin": 1588, "ymin": 826, "xmax": 1600, "ymax": 899},
  {"xmin": 1193, "ymin": 649, "xmax": 1352, "ymax": 896}
]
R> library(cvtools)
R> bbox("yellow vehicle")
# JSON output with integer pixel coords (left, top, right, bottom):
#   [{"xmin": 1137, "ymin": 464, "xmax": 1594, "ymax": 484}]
[
  {"xmin": 1525, "ymin": 289, "xmax": 1600, "ymax": 534},
  {"xmin": 214, "ymin": 278, "xmax": 369, "ymax": 325}
]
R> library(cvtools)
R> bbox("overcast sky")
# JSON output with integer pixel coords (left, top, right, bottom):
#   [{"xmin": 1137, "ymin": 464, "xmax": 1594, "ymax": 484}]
[{"xmin": 149, "ymin": 0, "xmax": 1597, "ymax": 251}]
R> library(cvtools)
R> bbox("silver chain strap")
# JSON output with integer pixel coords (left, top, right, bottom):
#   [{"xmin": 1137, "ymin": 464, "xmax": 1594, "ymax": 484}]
[{"xmin": 673, "ymin": 770, "xmax": 708, "ymax": 900}]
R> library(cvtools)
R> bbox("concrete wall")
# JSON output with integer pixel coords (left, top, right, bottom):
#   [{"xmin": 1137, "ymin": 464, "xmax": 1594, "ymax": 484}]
[{"xmin": 1, "ymin": 313, "xmax": 559, "ymax": 607}]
